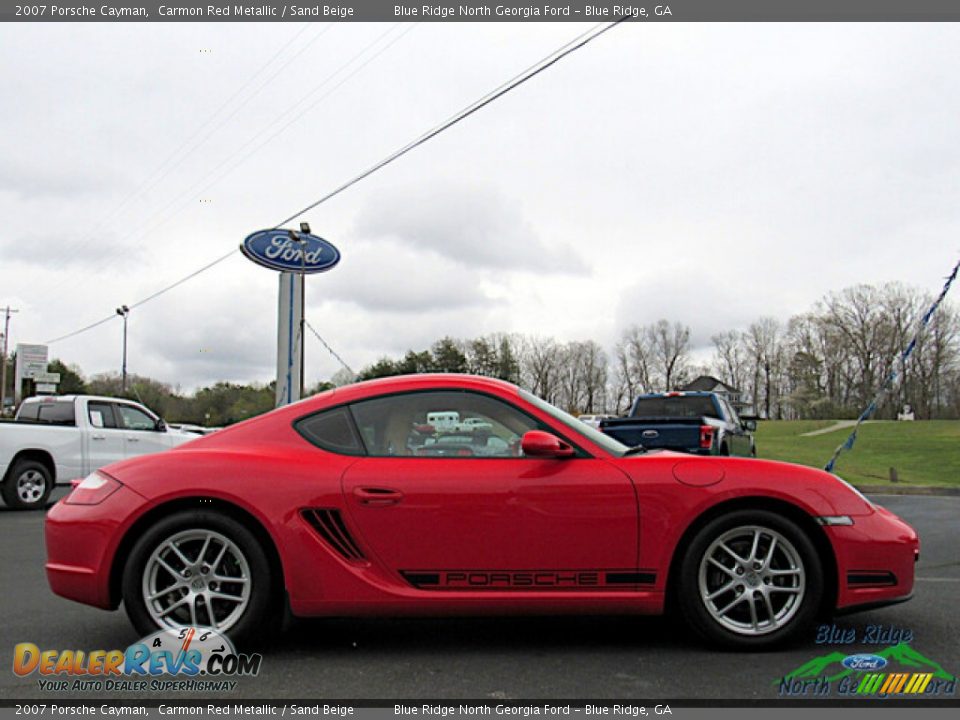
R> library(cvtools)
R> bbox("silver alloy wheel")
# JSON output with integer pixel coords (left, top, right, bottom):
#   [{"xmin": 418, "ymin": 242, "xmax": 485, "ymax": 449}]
[
  {"xmin": 697, "ymin": 525, "xmax": 805, "ymax": 636},
  {"xmin": 141, "ymin": 529, "xmax": 251, "ymax": 632},
  {"xmin": 16, "ymin": 469, "xmax": 46, "ymax": 504}
]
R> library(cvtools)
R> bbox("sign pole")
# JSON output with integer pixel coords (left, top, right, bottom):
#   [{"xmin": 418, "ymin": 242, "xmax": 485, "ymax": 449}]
[
  {"xmin": 0, "ymin": 306, "xmax": 18, "ymax": 415},
  {"xmin": 275, "ymin": 272, "xmax": 304, "ymax": 407}
]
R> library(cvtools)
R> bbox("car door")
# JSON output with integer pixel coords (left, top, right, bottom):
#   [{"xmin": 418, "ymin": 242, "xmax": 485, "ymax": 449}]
[
  {"xmin": 338, "ymin": 390, "xmax": 638, "ymax": 591},
  {"xmin": 85, "ymin": 401, "xmax": 127, "ymax": 472},
  {"xmin": 115, "ymin": 403, "xmax": 167, "ymax": 457},
  {"xmin": 719, "ymin": 397, "xmax": 750, "ymax": 456}
]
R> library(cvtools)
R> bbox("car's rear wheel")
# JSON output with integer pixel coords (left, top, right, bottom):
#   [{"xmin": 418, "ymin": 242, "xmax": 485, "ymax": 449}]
[
  {"xmin": 677, "ymin": 509, "xmax": 822, "ymax": 649},
  {"xmin": 122, "ymin": 511, "xmax": 274, "ymax": 646},
  {"xmin": 2, "ymin": 459, "xmax": 53, "ymax": 510}
]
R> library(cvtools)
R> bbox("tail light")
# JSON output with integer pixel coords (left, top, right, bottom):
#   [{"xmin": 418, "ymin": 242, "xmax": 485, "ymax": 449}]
[
  {"xmin": 64, "ymin": 471, "xmax": 121, "ymax": 505},
  {"xmin": 699, "ymin": 425, "xmax": 715, "ymax": 450}
]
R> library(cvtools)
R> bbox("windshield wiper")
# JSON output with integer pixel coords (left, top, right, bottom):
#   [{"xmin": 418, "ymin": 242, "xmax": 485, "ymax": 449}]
[{"xmin": 623, "ymin": 444, "xmax": 647, "ymax": 456}]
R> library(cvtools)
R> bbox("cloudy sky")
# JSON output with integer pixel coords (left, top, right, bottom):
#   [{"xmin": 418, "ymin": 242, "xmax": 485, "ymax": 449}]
[{"xmin": 1, "ymin": 21, "xmax": 959, "ymax": 391}]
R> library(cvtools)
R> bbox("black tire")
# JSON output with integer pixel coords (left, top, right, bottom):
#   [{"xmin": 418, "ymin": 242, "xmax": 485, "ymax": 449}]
[
  {"xmin": 2, "ymin": 459, "xmax": 54, "ymax": 510},
  {"xmin": 122, "ymin": 510, "xmax": 277, "ymax": 647},
  {"xmin": 676, "ymin": 509, "xmax": 822, "ymax": 649}
]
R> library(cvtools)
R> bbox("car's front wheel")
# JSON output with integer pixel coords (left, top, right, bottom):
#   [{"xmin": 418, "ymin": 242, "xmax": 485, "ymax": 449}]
[
  {"xmin": 122, "ymin": 510, "xmax": 275, "ymax": 645},
  {"xmin": 677, "ymin": 509, "xmax": 822, "ymax": 648}
]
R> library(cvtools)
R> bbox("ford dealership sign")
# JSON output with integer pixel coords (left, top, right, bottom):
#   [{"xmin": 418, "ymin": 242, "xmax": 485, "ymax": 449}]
[{"xmin": 241, "ymin": 229, "xmax": 340, "ymax": 273}]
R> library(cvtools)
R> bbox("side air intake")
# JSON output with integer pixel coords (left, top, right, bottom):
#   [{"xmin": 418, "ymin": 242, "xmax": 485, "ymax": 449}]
[{"xmin": 301, "ymin": 508, "xmax": 366, "ymax": 562}]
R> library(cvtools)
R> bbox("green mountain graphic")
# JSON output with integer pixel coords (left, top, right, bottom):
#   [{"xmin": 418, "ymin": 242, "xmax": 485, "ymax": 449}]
[{"xmin": 777, "ymin": 643, "xmax": 955, "ymax": 684}]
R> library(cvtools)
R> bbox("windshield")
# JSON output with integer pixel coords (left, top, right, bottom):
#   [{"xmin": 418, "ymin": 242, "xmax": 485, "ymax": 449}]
[{"xmin": 519, "ymin": 390, "xmax": 628, "ymax": 457}]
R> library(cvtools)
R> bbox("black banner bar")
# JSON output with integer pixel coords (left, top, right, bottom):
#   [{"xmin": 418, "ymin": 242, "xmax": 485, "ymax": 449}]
[{"xmin": 5, "ymin": 0, "xmax": 960, "ymax": 23}]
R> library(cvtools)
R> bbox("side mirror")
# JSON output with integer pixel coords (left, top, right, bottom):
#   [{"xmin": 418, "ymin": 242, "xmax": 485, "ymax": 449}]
[
  {"xmin": 156, "ymin": 418, "xmax": 167, "ymax": 432},
  {"xmin": 521, "ymin": 430, "xmax": 576, "ymax": 459},
  {"xmin": 742, "ymin": 418, "xmax": 757, "ymax": 432}
]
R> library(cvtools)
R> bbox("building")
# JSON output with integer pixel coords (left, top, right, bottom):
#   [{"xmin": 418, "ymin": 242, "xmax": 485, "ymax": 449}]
[{"xmin": 680, "ymin": 375, "xmax": 752, "ymax": 414}]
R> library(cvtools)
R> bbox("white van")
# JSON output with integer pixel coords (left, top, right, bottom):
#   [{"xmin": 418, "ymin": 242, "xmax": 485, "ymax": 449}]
[{"xmin": 426, "ymin": 411, "xmax": 460, "ymax": 433}]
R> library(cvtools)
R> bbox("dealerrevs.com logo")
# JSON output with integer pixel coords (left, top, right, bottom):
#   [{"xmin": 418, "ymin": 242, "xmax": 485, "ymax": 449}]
[{"xmin": 13, "ymin": 627, "xmax": 262, "ymax": 692}]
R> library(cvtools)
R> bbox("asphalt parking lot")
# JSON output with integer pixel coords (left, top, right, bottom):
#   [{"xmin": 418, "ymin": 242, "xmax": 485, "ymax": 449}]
[{"xmin": 0, "ymin": 490, "xmax": 957, "ymax": 702}]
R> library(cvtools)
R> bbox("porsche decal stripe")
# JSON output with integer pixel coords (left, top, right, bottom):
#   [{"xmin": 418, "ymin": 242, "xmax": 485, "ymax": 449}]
[
  {"xmin": 606, "ymin": 572, "xmax": 656, "ymax": 585},
  {"xmin": 400, "ymin": 570, "xmax": 657, "ymax": 590}
]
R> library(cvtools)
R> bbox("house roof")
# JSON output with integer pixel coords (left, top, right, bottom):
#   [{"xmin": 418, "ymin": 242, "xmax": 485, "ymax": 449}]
[{"xmin": 682, "ymin": 375, "xmax": 741, "ymax": 394}]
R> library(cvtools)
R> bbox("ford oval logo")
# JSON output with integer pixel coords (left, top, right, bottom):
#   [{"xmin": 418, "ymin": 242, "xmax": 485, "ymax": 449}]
[
  {"xmin": 642, "ymin": 430, "xmax": 659, "ymax": 439},
  {"xmin": 842, "ymin": 654, "xmax": 888, "ymax": 671},
  {"xmin": 241, "ymin": 229, "xmax": 340, "ymax": 274}
]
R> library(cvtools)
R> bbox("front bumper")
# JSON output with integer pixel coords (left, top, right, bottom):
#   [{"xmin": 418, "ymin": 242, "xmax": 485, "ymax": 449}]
[
  {"xmin": 45, "ymin": 485, "xmax": 146, "ymax": 609},
  {"xmin": 829, "ymin": 504, "xmax": 919, "ymax": 611}
]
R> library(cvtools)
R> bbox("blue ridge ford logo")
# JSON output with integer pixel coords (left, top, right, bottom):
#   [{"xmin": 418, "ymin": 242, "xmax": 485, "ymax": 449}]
[
  {"xmin": 241, "ymin": 229, "xmax": 340, "ymax": 273},
  {"xmin": 842, "ymin": 654, "xmax": 889, "ymax": 671}
]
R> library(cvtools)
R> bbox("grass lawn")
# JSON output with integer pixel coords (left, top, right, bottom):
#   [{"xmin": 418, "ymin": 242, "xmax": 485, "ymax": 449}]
[{"xmin": 755, "ymin": 420, "xmax": 960, "ymax": 488}]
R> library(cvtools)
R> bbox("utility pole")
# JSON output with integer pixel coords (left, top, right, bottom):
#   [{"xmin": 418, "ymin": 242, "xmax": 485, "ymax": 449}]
[
  {"xmin": 116, "ymin": 305, "xmax": 130, "ymax": 393},
  {"xmin": 0, "ymin": 306, "xmax": 18, "ymax": 416}
]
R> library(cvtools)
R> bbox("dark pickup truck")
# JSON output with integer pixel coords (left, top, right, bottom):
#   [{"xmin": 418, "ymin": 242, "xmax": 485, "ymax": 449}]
[{"xmin": 599, "ymin": 391, "xmax": 756, "ymax": 456}]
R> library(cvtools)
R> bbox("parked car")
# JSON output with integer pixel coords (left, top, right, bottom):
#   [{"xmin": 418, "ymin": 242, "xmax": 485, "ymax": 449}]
[
  {"xmin": 1, "ymin": 395, "xmax": 195, "ymax": 510},
  {"xmin": 600, "ymin": 391, "xmax": 756, "ymax": 456},
  {"xmin": 46, "ymin": 375, "xmax": 917, "ymax": 649},
  {"xmin": 577, "ymin": 413, "xmax": 613, "ymax": 429}
]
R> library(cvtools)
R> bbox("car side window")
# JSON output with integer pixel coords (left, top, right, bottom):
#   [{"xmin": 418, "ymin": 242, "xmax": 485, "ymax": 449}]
[
  {"xmin": 721, "ymin": 397, "xmax": 741, "ymax": 426},
  {"xmin": 88, "ymin": 402, "xmax": 118, "ymax": 429},
  {"xmin": 349, "ymin": 390, "xmax": 542, "ymax": 458},
  {"xmin": 295, "ymin": 407, "xmax": 365, "ymax": 456},
  {"xmin": 116, "ymin": 404, "xmax": 156, "ymax": 431}
]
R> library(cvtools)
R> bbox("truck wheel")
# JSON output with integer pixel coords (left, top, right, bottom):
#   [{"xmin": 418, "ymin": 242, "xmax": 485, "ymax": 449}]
[
  {"xmin": 676, "ymin": 509, "xmax": 822, "ymax": 648},
  {"xmin": 2, "ymin": 459, "xmax": 54, "ymax": 510}
]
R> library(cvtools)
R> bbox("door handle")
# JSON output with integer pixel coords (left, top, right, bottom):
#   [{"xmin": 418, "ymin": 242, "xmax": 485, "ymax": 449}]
[
  {"xmin": 127, "ymin": 437, "xmax": 140, "ymax": 442},
  {"xmin": 353, "ymin": 487, "xmax": 403, "ymax": 507},
  {"xmin": 91, "ymin": 434, "xmax": 106, "ymax": 441}
]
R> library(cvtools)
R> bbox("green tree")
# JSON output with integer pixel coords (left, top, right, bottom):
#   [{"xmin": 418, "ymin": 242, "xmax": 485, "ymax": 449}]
[
  {"xmin": 431, "ymin": 337, "xmax": 468, "ymax": 373},
  {"xmin": 48, "ymin": 359, "xmax": 86, "ymax": 394}
]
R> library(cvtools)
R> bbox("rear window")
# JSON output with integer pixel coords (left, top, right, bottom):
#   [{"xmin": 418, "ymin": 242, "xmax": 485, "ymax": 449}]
[
  {"xmin": 295, "ymin": 407, "xmax": 365, "ymax": 456},
  {"xmin": 631, "ymin": 396, "xmax": 719, "ymax": 419},
  {"xmin": 20, "ymin": 400, "xmax": 76, "ymax": 426},
  {"xmin": 16, "ymin": 403, "xmax": 40, "ymax": 421}
]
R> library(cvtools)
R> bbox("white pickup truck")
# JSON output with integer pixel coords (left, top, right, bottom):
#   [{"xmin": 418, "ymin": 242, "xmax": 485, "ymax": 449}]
[{"xmin": 0, "ymin": 395, "xmax": 196, "ymax": 510}]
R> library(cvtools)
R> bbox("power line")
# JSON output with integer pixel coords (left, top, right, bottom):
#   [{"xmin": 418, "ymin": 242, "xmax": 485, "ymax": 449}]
[
  {"xmin": 56, "ymin": 23, "xmax": 321, "ymax": 270},
  {"xmin": 274, "ymin": 18, "xmax": 628, "ymax": 227},
  {"xmin": 45, "ymin": 19, "xmax": 631, "ymax": 346},
  {"xmin": 45, "ymin": 249, "xmax": 239, "ymax": 344},
  {"xmin": 66, "ymin": 23, "xmax": 415, "ymax": 284}
]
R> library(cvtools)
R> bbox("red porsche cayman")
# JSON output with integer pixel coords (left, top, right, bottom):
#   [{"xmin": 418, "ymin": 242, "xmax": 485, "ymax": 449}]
[{"xmin": 46, "ymin": 374, "xmax": 918, "ymax": 648}]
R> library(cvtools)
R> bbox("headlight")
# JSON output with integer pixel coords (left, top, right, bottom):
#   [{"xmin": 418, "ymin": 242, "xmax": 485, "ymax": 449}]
[{"xmin": 831, "ymin": 472, "xmax": 875, "ymax": 508}]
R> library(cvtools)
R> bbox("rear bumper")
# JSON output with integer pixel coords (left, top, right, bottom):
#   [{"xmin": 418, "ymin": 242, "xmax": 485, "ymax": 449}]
[
  {"xmin": 829, "ymin": 504, "xmax": 919, "ymax": 611},
  {"xmin": 45, "ymin": 485, "xmax": 145, "ymax": 609}
]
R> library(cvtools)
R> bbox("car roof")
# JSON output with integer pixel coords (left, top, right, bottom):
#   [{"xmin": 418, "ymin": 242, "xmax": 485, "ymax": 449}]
[
  {"xmin": 331, "ymin": 374, "xmax": 521, "ymax": 404},
  {"xmin": 22, "ymin": 394, "xmax": 148, "ymax": 405}
]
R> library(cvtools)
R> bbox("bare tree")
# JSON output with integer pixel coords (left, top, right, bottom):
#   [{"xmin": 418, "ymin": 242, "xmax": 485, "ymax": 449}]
[
  {"xmin": 746, "ymin": 318, "xmax": 785, "ymax": 419},
  {"xmin": 519, "ymin": 335, "xmax": 562, "ymax": 405},
  {"xmin": 649, "ymin": 319, "xmax": 691, "ymax": 391},
  {"xmin": 711, "ymin": 330, "xmax": 748, "ymax": 393}
]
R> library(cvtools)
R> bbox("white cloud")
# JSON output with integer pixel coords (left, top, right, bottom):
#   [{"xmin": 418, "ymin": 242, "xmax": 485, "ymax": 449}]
[{"xmin": 2, "ymin": 22, "xmax": 959, "ymax": 391}]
